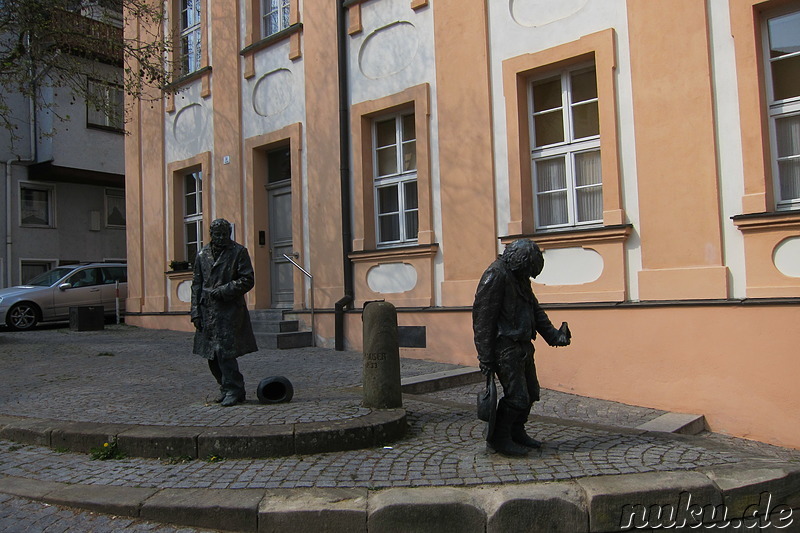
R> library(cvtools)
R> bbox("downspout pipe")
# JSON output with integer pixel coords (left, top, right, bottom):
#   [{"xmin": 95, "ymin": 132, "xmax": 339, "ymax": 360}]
[
  {"xmin": 335, "ymin": 0, "xmax": 354, "ymax": 351},
  {"xmin": 4, "ymin": 83, "xmax": 38, "ymax": 288}
]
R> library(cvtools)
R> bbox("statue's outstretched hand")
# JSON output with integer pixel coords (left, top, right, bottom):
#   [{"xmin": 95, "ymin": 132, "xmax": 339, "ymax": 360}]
[{"xmin": 550, "ymin": 322, "xmax": 571, "ymax": 347}]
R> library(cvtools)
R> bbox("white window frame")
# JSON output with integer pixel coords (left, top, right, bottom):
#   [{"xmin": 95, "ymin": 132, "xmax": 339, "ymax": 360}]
[
  {"xmin": 261, "ymin": 0, "xmax": 290, "ymax": 38},
  {"xmin": 19, "ymin": 183, "xmax": 55, "ymax": 228},
  {"xmin": 373, "ymin": 112, "xmax": 418, "ymax": 247},
  {"xmin": 183, "ymin": 171, "xmax": 203, "ymax": 261},
  {"xmin": 105, "ymin": 188, "xmax": 126, "ymax": 228},
  {"xmin": 87, "ymin": 79, "xmax": 124, "ymax": 131},
  {"xmin": 763, "ymin": 6, "xmax": 800, "ymax": 211},
  {"xmin": 19, "ymin": 259, "xmax": 57, "ymax": 285},
  {"xmin": 529, "ymin": 62, "xmax": 602, "ymax": 230},
  {"xmin": 179, "ymin": 0, "xmax": 202, "ymax": 76}
]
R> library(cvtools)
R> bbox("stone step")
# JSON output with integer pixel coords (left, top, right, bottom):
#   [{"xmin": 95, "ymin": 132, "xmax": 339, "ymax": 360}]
[{"xmin": 276, "ymin": 331, "xmax": 313, "ymax": 349}]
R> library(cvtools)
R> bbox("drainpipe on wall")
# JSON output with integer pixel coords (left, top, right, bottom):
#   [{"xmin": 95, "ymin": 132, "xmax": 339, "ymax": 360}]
[
  {"xmin": 3, "ymin": 88, "xmax": 38, "ymax": 288},
  {"xmin": 334, "ymin": 0, "xmax": 354, "ymax": 351}
]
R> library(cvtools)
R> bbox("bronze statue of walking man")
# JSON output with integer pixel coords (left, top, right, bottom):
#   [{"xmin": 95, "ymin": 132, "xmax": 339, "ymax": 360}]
[
  {"xmin": 473, "ymin": 239, "xmax": 571, "ymax": 456},
  {"xmin": 191, "ymin": 218, "xmax": 258, "ymax": 407}
]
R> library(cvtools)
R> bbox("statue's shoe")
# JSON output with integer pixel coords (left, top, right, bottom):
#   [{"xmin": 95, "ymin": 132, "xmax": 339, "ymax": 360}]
[{"xmin": 220, "ymin": 393, "xmax": 245, "ymax": 407}]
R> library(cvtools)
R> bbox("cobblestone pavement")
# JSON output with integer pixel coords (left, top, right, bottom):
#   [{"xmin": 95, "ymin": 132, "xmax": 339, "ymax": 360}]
[
  {"xmin": 1, "ymin": 325, "xmax": 799, "ymax": 531},
  {"xmin": 0, "ymin": 493, "xmax": 217, "ymax": 532}
]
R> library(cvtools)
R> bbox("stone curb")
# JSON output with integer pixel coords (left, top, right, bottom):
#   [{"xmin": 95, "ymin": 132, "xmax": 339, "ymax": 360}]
[
  {"xmin": 0, "ymin": 409, "xmax": 407, "ymax": 459},
  {"xmin": 400, "ymin": 367, "xmax": 483, "ymax": 394},
  {"xmin": 1, "ymin": 463, "xmax": 798, "ymax": 532}
]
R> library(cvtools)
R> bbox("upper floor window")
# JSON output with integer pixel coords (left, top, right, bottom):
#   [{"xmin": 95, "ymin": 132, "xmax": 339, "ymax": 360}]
[
  {"xmin": 530, "ymin": 64, "xmax": 602, "ymax": 230},
  {"xmin": 20, "ymin": 184, "xmax": 54, "ymax": 227},
  {"xmin": 262, "ymin": 0, "xmax": 290, "ymax": 38},
  {"xmin": 764, "ymin": 8, "xmax": 800, "ymax": 210},
  {"xmin": 87, "ymin": 80, "xmax": 123, "ymax": 131},
  {"xmin": 374, "ymin": 112, "xmax": 418, "ymax": 246},
  {"xmin": 184, "ymin": 171, "xmax": 203, "ymax": 260},
  {"xmin": 179, "ymin": 0, "xmax": 202, "ymax": 76}
]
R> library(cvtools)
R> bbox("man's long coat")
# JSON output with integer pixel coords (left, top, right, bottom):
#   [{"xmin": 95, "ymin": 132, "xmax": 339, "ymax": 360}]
[{"xmin": 191, "ymin": 242, "xmax": 258, "ymax": 360}]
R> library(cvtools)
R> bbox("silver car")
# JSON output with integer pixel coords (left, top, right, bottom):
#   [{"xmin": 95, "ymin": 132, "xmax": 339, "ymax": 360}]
[{"xmin": 0, "ymin": 263, "xmax": 127, "ymax": 331}]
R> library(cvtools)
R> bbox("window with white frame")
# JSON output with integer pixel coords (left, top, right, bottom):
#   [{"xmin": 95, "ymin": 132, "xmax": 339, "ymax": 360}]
[
  {"xmin": 179, "ymin": 0, "xmax": 202, "ymax": 76},
  {"xmin": 374, "ymin": 112, "xmax": 418, "ymax": 246},
  {"xmin": 20, "ymin": 184, "xmax": 54, "ymax": 227},
  {"xmin": 530, "ymin": 64, "xmax": 602, "ymax": 230},
  {"xmin": 105, "ymin": 188, "xmax": 126, "ymax": 228},
  {"xmin": 764, "ymin": 7, "xmax": 800, "ymax": 211},
  {"xmin": 87, "ymin": 79, "xmax": 123, "ymax": 130},
  {"xmin": 184, "ymin": 171, "xmax": 203, "ymax": 261},
  {"xmin": 20, "ymin": 260, "xmax": 54, "ymax": 285},
  {"xmin": 261, "ymin": 0, "xmax": 290, "ymax": 38}
]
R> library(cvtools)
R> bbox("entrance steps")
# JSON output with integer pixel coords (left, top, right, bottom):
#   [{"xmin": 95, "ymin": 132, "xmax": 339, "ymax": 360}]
[{"xmin": 249, "ymin": 309, "xmax": 313, "ymax": 349}]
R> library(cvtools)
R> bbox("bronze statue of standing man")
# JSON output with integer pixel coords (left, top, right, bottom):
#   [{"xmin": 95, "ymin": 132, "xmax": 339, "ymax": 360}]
[
  {"xmin": 473, "ymin": 239, "xmax": 571, "ymax": 456},
  {"xmin": 191, "ymin": 218, "xmax": 258, "ymax": 407}
]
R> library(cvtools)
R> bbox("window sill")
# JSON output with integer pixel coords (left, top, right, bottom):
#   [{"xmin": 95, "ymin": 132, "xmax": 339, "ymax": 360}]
[
  {"xmin": 86, "ymin": 124, "xmax": 125, "ymax": 135},
  {"xmin": 349, "ymin": 243, "xmax": 438, "ymax": 262},
  {"xmin": 732, "ymin": 210, "xmax": 800, "ymax": 232},
  {"xmin": 241, "ymin": 23, "xmax": 302, "ymax": 56},
  {"xmin": 165, "ymin": 66, "xmax": 212, "ymax": 92},
  {"xmin": 502, "ymin": 224, "xmax": 633, "ymax": 247}
]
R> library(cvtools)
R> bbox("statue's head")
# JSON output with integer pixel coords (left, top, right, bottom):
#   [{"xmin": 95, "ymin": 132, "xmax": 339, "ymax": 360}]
[
  {"xmin": 209, "ymin": 218, "xmax": 232, "ymax": 248},
  {"xmin": 501, "ymin": 239, "xmax": 544, "ymax": 279}
]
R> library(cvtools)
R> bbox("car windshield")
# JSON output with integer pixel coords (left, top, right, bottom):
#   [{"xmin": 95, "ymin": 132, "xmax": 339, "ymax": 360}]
[{"xmin": 25, "ymin": 266, "xmax": 77, "ymax": 287}]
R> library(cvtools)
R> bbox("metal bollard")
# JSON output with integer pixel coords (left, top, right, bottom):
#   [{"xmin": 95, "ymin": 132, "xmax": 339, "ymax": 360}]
[{"xmin": 362, "ymin": 301, "xmax": 402, "ymax": 409}]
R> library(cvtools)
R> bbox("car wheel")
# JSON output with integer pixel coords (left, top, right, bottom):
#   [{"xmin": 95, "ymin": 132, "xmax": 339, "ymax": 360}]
[{"xmin": 7, "ymin": 302, "xmax": 40, "ymax": 331}]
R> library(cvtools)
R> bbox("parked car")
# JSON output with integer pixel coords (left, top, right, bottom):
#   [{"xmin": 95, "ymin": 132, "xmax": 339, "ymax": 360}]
[{"xmin": 0, "ymin": 263, "xmax": 127, "ymax": 331}]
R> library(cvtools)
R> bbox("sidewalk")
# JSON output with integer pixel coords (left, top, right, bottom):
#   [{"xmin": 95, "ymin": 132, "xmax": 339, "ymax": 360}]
[{"xmin": 0, "ymin": 325, "xmax": 798, "ymax": 532}]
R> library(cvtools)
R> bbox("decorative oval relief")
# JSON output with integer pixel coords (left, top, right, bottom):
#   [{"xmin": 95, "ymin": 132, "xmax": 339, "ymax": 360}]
[
  {"xmin": 534, "ymin": 247, "xmax": 603, "ymax": 286},
  {"xmin": 177, "ymin": 280, "xmax": 193, "ymax": 303},
  {"xmin": 252, "ymin": 68, "xmax": 294, "ymax": 117},
  {"xmin": 367, "ymin": 263, "xmax": 418, "ymax": 294},
  {"xmin": 509, "ymin": 0, "xmax": 588, "ymax": 28},
  {"xmin": 359, "ymin": 21, "xmax": 419, "ymax": 80},
  {"xmin": 774, "ymin": 237, "xmax": 800, "ymax": 278},
  {"xmin": 173, "ymin": 103, "xmax": 207, "ymax": 145}
]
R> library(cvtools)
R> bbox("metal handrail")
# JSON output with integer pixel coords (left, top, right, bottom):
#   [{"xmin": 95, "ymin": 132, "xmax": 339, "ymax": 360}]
[{"xmin": 283, "ymin": 254, "xmax": 315, "ymax": 347}]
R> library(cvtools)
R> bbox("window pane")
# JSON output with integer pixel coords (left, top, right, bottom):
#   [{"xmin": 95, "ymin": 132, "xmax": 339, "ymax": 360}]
[
  {"xmin": 772, "ymin": 55, "xmax": 800, "ymax": 101},
  {"xmin": 186, "ymin": 222, "xmax": 197, "ymax": 243},
  {"xmin": 376, "ymin": 119, "xmax": 396, "ymax": 147},
  {"xmin": 21, "ymin": 188, "xmax": 50, "ymax": 225},
  {"xmin": 571, "ymin": 68, "xmax": 598, "ymax": 103},
  {"xmin": 572, "ymin": 101, "xmax": 600, "ymax": 139},
  {"xmin": 575, "ymin": 150, "xmax": 602, "ymax": 186},
  {"xmin": 187, "ymin": 242, "xmax": 198, "ymax": 261},
  {"xmin": 185, "ymin": 194, "xmax": 196, "ymax": 216},
  {"xmin": 402, "ymin": 141, "xmax": 416, "ymax": 171},
  {"xmin": 537, "ymin": 191, "xmax": 568, "ymax": 226},
  {"xmin": 185, "ymin": 174, "xmax": 196, "ymax": 194},
  {"xmin": 576, "ymin": 185, "xmax": 603, "ymax": 223},
  {"xmin": 377, "ymin": 146, "xmax": 398, "ymax": 176},
  {"xmin": 405, "ymin": 211, "xmax": 419, "ymax": 239},
  {"xmin": 402, "ymin": 114, "xmax": 415, "ymax": 141},
  {"xmin": 532, "ymin": 77, "xmax": 562, "ymax": 112},
  {"xmin": 776, "ymin": 115, "xmax": 800, "ymax": 158},
  {"xmin": 379, "ymin": 214, "xmax": 400, "ymax": 242},
  {"xmin": 768, "ymin": 11, "xmax": 800, "ymax": 59},
  {"xmin": 267, "ymin": 147, "xmax": 291, "ymax": 183},
  {"xmin": 778, "ymin": 159, "xmax": 800, "ymax": 201},
  {"xmin": 535, "ymin": 157, "xmax": 567, "ymax": 192},
  {"xmin": 534, "ymin": 110, "xmax": 564, "ymax": 147},
  {"xmin": 404, "ymin": 181, "xmax": 418, "ymax": 210},
  {"xmin": 378, "ymin": 185, "xmax": 399, "ymax": 214}
]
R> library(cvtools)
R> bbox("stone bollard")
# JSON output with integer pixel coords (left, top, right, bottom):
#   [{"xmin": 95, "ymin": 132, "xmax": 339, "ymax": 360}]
[{"xmin": 362, "ymin": 301, "xmax": 402, "ymax": 409}]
